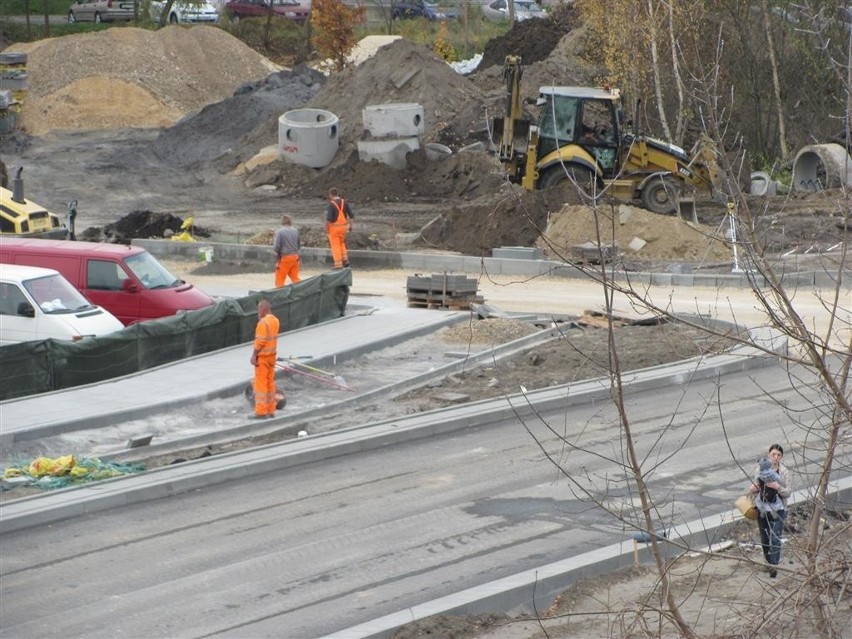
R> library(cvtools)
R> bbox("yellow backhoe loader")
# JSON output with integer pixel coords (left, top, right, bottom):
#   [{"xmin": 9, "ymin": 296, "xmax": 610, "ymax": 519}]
[
  {"xmin": 492, "ymin": 55, "xmax": 723, "ymax": 217},
  {"xmin": 0, "ymin": 167, "xmax": 70, "ymax": 239}
]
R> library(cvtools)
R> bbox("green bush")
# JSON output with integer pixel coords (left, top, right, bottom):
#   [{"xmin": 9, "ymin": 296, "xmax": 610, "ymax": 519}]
[{"xmin": 0, "ymin": 0, "xmax": 74, "ymax": 16}]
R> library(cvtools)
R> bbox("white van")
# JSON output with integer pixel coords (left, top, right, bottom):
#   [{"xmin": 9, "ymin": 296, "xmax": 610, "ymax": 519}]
[{"xmin": 0, "ymin": 264, "xmax": 124, "ymax": 345}]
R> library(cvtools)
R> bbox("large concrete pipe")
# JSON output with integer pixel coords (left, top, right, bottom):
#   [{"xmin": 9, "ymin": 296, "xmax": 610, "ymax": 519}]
[{"xmin": 791, "ymin": 143, "xmax": 852, "ymax": 192}]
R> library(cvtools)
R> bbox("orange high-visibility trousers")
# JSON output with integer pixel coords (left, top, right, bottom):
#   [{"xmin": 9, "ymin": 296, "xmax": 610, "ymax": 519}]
[
  {"xmin": 275, "ymin": 255, "xmax": 300, "ymax": 287},
  {"xmin": 254, "ymin": 355, "xmax": 277, "ymax": 416},
  {"xmin": 327, "ymin": 229, "xmax": 349, "ymax": 268}
]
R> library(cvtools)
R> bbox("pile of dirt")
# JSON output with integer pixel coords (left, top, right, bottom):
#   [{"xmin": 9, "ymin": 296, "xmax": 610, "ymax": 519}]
[
  {"xmin": 401, "ymin": 320, "xmax": 743, "ymax": 411},
  {"xmin": 419, "ymin": 187, "xmax": 576, "ymax": 255},
  {"xmin": 440, "ymin": 318, "xmax": 541, "ymax": 344},
  {"xmin": 7, "ymin": 26, "xmax": 280, "ymax": 136},
  {"xmin": 282, "ymin": 146, "xmax": 508, "ymax": 203},
  {"xmin": 308, "ymin": 38, "xmax": 486, "ymax": 159},
  {"xmin": 476, "ymin": 3, "xmax": 581, "ymax": 72},
  {"xmin": 151, "ymin": 65, "xmax": 327, "ymax": 169},
  {"xmin": 541, "ymin": 203, "xmax": 733, "ymax": 264}
]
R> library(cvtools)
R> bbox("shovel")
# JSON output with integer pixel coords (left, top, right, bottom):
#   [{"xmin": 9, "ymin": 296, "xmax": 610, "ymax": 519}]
[
  {"xmin": 278, "ymin": 358, "xmax": 355, "ymax": 392},
  {"xmin": 283, "ymin": 357, "xmax": 350, "ymax": 389}
]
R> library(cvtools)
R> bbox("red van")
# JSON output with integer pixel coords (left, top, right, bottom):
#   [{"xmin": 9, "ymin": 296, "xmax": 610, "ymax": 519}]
[{"xmin": 0, "ymin": 238, "xmax": 215, "ymax": 325}]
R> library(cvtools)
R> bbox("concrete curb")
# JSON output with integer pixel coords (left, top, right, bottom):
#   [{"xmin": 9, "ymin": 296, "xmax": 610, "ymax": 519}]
[
  {"xmin": 105, "ymin": 321, "xmax": 566, "ymax": 463},
  {"xmin": 135, "ymin": 239, "xmax": 850, "ymax": 290},
  {"xmin": 324, "ymin": 476, "xmax": 852, "ymax": 639},
  {"xmin": 0, "ymin": 333, "xmax": 783, "ymax": 534},
  {"xmin": 0, "ymin": 305, "xmax": 468, "ymax": 446}
]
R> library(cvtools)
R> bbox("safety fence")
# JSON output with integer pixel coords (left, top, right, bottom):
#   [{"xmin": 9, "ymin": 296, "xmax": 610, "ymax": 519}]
[{"xmin": 0, "ymin": 269, "xmax": 351, "ymax": 401}]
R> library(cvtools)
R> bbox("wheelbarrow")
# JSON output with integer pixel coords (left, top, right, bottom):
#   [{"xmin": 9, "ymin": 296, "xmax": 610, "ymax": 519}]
[{"xmin": 243, "ymin": 357, "xmax": 355, "ymax": 409}]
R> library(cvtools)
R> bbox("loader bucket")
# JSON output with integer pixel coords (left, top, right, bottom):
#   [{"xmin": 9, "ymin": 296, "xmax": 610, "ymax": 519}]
[{"xmin": 677, "ymin": 195, "xmax": 698, "ymax": 224}]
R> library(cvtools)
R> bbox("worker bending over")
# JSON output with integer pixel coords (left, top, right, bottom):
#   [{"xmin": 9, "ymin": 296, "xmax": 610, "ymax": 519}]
[
  {"xmin": 325, "ymin": 187, "xmax": 354, "ymax": 269},
  {"xmin": 250, "ymin": 298, "xmax": 279, "ymax": 419},
  {"xmin": 273, "ymin": 214, "xmax": 301, "ymax": 287}
]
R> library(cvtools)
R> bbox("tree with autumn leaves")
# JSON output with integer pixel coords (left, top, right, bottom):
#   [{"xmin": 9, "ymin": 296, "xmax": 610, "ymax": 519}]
[{"xmin": 311, "ymin": 0, "xmax": 367, "ymax": 71}]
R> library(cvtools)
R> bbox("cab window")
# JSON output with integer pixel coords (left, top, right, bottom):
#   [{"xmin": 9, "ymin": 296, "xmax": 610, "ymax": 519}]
[
  {"xmin": 0, "ymin": 282, "xmax": 28, "ymax": 316},
  {"xmin": 87, "ymin": 260, "xmax": 129, "ymax": 291}
]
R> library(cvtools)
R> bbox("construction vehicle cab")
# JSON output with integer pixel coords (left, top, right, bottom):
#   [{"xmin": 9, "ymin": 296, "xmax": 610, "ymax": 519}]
[
  {"xmin": 0, "ymin": 168, "xmax": 68, "ymax": 240},
  {"xmin": 493, "ymin": 56, "xmax": 719, "ymax": 217}
]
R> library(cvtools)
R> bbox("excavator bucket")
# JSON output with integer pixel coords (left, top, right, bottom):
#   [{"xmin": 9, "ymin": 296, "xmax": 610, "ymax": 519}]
[{"xmin": 676, "ymin": 194, "xmax": 698, "ymax": 224}]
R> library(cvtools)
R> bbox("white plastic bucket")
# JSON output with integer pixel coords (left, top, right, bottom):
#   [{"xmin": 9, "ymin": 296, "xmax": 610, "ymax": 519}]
[
  {"xmin": 279, "ymin": 109, "xmax": 340, "ymax": 169},
  {"xmin": 425, "ymin": 142, "xmax": 452, "ymax": 162}
]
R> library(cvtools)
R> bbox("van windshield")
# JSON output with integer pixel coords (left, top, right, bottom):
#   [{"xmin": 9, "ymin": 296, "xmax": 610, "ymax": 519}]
[
  {"xmin": 24, "ymin": 274, "xmax": 94, "ymax": 314},
  {"xmin": 125, "ymin": 251, "xmax": 181, "ymax": 290}
]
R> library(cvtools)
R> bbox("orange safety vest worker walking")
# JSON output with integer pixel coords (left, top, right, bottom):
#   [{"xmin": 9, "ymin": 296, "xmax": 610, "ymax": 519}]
[
  {"xmin": 325, "ymin": 187, "xmax": 354, "ymax": 269},
  {"xmin": 273, "ymin": 214, "xmax": 301, "ymax": 287},
  {"xmin": 250, "ymin": 298, "xmax": 280, "ymax": 419}
]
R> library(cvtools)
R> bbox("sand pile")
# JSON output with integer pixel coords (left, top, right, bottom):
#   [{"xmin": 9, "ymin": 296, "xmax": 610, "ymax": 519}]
[
  {"xmin": 540, "ymin": 204, "xmax": 733, "ymax": 264},
  {"xmin": 7, "ymin": 26, "xmax": 280, "ymax": 135}
]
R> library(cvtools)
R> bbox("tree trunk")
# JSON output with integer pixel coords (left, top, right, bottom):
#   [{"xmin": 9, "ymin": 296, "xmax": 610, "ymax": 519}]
[{"xmin": 760, "ymin": 0, "xmax": 789, "ymax": 159}]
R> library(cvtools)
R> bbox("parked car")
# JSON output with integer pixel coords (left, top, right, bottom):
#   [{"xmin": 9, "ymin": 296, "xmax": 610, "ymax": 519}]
[
  {"xmin": 223, "ymin": 0, "xmax": 310, "ymax": 23},
  {"xmin": 0, "ymin": 238, "xmax": 216, "ymax": 326},
  {"xmin": 149, "ymin": 0, "xmax": 220, "ymax": 23},
  {"xmin": 0, "ymin": 264, "xmax": 123, "ymax": 345},
  {"xmin": 67, "ymin": 0, "xmax": 136, "ymax": 23},
  {"xmin": 392, "ymin": 0, "xmax": 455, "ymax": 21},
  {"xmin": 481, "ymin": 0, "xmax": 546, "ymax": 22}
]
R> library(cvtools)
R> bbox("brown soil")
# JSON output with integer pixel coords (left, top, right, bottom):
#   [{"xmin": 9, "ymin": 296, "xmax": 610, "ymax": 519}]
[
  {"xmin": 398, "ymin": 316, "xmax": 741, "ymax": 413},
  {"xmin": 2, "ymin": 21, "xmax": 847, "ymax": 263}
]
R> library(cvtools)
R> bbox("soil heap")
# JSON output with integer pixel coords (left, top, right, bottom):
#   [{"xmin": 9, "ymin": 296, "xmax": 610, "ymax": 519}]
[{"xmin": 6, "ymin": 26, "xmax": 280, "ymax": 136}]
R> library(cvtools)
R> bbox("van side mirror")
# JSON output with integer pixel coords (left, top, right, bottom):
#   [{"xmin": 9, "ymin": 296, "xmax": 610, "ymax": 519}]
[
  {"xmin": 121, "ymin": 279, "xmax": 139, "ymax": 293},
  {"xmin": 17, "ymin": 302, "xmax": 35, "ymax": 318}
]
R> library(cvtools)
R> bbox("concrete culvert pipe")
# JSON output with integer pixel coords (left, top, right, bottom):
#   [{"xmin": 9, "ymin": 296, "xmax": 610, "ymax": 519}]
[
  {"xmin": 791, "ymin": 143, "xmax": 852, "ymax": 192},
  {"xmin": 278, "ymin": 109, "xmax": 340, "ymax": 169},
  {"xmin": 749, "ymin": 170, "xmax": 773, "ymax": 196}
]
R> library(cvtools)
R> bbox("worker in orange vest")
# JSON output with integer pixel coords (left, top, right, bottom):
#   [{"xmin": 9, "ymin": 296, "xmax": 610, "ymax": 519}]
[
  {"xmin": 325, "ymin": 187, "xmax": 354, "ymax": 269},
  {"xmin": 273, "ymin": 214, "xmax": 301, "ymax": 287},
  {"xmin": 250, "ymin": 298, "xmax": 280, "ymax": 419}
]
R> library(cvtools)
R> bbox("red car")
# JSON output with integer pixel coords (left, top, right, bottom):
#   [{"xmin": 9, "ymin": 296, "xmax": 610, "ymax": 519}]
[{"xmin": 224, "ymin": 0, "xmax": 310, "ymax": 23}]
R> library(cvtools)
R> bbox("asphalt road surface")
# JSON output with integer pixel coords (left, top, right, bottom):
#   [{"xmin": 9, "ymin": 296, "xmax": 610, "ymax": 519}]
[{"xmin": 0, "ymin": 362, "xmax": 832, "ymax": 638}]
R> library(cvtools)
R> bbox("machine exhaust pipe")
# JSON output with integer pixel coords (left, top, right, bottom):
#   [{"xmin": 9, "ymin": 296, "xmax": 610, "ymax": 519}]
[{"xmin": 11, "ymin": 167, "xmax": 25, "ymax": 204}]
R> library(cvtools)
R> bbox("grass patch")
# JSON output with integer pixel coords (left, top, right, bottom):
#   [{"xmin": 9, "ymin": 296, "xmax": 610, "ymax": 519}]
[{"xmin": 0, "ymin": 19, "xmax": 117, "ymax": 40}]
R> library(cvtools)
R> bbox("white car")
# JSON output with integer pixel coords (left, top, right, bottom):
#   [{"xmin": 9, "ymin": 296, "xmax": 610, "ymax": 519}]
[
  {"xmin": 481, "ymin": 0, "xmax": 546, "ymax": 22},
  {"xmin": 67, "ymin": 0, "xmax": 135, "ymax": 23},
  {"xmin": 149, "ymin": 0, "xmax": 220, "ymax": 23}
]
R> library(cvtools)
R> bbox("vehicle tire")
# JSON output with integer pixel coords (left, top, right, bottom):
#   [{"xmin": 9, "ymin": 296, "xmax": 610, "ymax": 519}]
[
  {"xmin": 539, "ymin": 164, "xmax": 598, "ymax": 203},
  {"xmin": 94, "ymin": 12, "xmax": 102, "ymax": 23},
  {"xmin": 640, "ymin": 176, "xmax": 680, "ymax": 215},
  {"xmin": 68, "ymin": 11, "xmax": 76, "ymax": 23}
]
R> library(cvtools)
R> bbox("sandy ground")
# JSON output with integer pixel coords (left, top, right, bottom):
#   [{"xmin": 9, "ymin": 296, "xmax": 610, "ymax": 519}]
[{"xmin": 161, "ymin": 259, "xmax": 851, "ymax": 352}]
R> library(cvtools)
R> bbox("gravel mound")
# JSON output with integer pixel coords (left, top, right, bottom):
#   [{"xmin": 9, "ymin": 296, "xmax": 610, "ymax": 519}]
[
  {"xmin": 6, "ymin": 26, "xmax": 280, "ymax": 135},
  {"xmin": 151, "ymin": 65, "xmax": 327, "ymax": 169}
]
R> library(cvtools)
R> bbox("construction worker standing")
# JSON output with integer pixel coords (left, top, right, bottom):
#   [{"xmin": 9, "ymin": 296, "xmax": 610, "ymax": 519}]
[
  {"xmin": 250, "ymin": 298, "xmax": 280, "ymax": 419},
  {"xmin": 273, "ymin": 214, "xmax": 301, "ymax": 287},
  {"xmin": 325, "ymin": 187, "xmax": 354, "ymax": 269}
]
